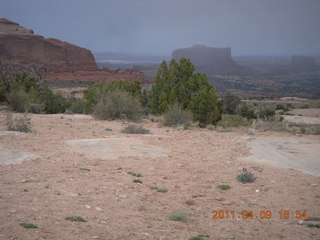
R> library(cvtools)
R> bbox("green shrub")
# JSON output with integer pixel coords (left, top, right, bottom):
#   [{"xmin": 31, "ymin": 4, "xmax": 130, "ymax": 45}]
[
  {"xmin": 65, "ymin": 216, "xmax": 86, "ymax": 222},
  {"xmin": 307, "ymin": 223, "xmax": 320, "ymax": 228},
  {"xmin": 168, "ymin": 210, "xmax": 190, "ymax": 222},
  {"xmin": 254, "ymin": 117, "xmax": 286, "ymax": 132},
  {"xmin": 40, "ymin": 87, "xmax": 70, "ymax": 114},
  {"xmin": 6, "ymin": 112, "xmax": 32, "ymax": 132},
  {"xmin": 20, "ymin": 222, "xmax": 38, "ymax": 228},
  {"xmin": 217, "ymin": 114, "xmax": 252, "ymax": 128},
  {"xmin": 238, "ymin": 103, "xmax": 256, "ymax": 119},
  {"xmin": 29, "ymin": 104, "xmax": 42, "ymax": 114},
  {"xmin": 69, "ymin": 99, "xmax": 86, "ymax": 114},
  {"xmin": 217, "ymin": 184, "xmax": 230, "ymax": 190},
  {"xmin": 257, "ymin": 106, "xmax": 276, "ymax": 120},
  {"xmin": 84, "ymin": 80, "xmax": 145, "ymax": 113},
  {"xmin": 133, "ymin": 179, "xmax": 142, "ymax": 183},
  {"xmin": 156, "ymin": 188, "xmax": 168, "ymax": 193},
  {"xmin": 8, "ymin": 90, "xmax": 30, "ymax": 112},
  {"xmin": 163, "ymin": 104, "xmax": 193, "ymax": 128},
  {"xmin": 122, "ymin": 125, "xmax": 150, "ymax": 134},
  {"xmin": 223, "ymin": 94, "xmax": 241, "ymax": 114},
  {"xmin": 93, "ymin": 90, "xmax": 142, "ymax": 121},
  {"xmin": 189, "ymin": 236, "xmax": 205, "ymax": 240},
  {"xmin": 237, "ymin": 172, "xmax": 256, "ymax": 183}
]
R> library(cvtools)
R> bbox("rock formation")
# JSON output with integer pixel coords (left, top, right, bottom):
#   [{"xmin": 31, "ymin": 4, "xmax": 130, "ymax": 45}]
[
  {"xmin": 172, "ymin": 44, "xmax": 240, "ymax": 74},
  {"xmin": 0, "ymin": 18, "xmax": 33, "ymax": 34},
  {"xmin": 0, "ymin": 18, "xmax": 146, "ymax": 82}
]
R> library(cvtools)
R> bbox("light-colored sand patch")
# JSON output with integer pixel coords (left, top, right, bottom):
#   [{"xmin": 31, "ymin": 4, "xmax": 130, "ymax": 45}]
[
  {"xmin": 66, "ymin": 137, "xmax": 168, "ymax": 160},
  {"xmin": 283, "ymin": 115, "xmax": 320, "ymax": 125},
  {"xmin": 0, "ymin": 147, "xmax": 40, "ymax": 165},
  {"xmin": 0, "ymin": 131, "xmax": 25, "ymax": 136},
  {"xmin": 288, "ymin": 108, "xmax": 320, "ymax": 118},
  {"xmin": 242, "ymin": 136, "xmax": 320, "ymax": 176}
]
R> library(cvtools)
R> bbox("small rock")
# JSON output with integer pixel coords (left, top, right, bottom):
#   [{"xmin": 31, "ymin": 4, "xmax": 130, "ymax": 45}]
[
  {"xmin": 222, "ymin": 200, "xmax": 235, "ymax": 206},
  {"xmin": 105, "ymin": 128, "xmax": 112, "ymax": 131},
  {"xmin": 9, "ymin": 210, "xmax": 16, "ymax": 213},
  {"xmin": 85, "ymin": 205, "xmax": 91, "ymax": 209},
  {"xmin": 143, "ymin": 233, "xmax": 150, "ymax": 238},
  {"xmin": 297, "ymin": 220, "xmax": 304, "ymax": 225},
  {"xmin": 311, "ymin": 184, "xmax": 318, "ymax": 187},
  {"xmin": 185, "ymin": 199, "xmax": 195, "ymax": 205},
  {"xmin": 95, "ymin": 207, "xmax": 102, "ymax": 211},
  {"xmin": 92, "ymin": 236, "xmax": 99, "ymax": 239}
]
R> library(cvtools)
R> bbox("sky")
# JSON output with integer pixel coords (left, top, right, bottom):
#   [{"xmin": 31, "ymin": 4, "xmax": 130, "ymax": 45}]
[{"xmin": 1, "ymin": 0, "xmax": 320, "ymax": 56}]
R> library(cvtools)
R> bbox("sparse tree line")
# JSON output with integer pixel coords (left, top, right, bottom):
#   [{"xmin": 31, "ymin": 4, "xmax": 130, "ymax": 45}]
[{"xmin": 0, "ymin": 58, "xmax": 281, "ymax": 128}]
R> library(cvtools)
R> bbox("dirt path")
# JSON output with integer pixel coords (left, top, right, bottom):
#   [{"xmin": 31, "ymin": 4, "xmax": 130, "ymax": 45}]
[{"xmin": 0, "ymin": 113, "xmax": 320, "ymax": 240}]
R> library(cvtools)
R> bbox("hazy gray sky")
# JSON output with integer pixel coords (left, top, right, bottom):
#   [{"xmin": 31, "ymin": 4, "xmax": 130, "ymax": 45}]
[{"xmin": 1, "ymin": 0, "xmax": 320, "ymax": 56}]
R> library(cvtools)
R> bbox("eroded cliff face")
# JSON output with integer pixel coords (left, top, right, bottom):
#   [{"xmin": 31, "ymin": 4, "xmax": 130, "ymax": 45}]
[
  {"xmin": 0, "ymin": 34, "xmax": 98, "ymax": 72},
  {"xmin": 0, "ymin": 18, "xmax": 33, "ymax": 34},
  {"xmin": 172, "ymin": 44, "xmax": 240, "ymax": 73},
  {"xmin": 0, "ymin": 18, "xmax": 146, "ymax": 82}
]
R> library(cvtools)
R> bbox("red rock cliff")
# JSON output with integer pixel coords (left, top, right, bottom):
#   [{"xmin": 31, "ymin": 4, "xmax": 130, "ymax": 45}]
[{"xmin": 0, "ymin": 18, "xmax": 146, "ymax": 83}]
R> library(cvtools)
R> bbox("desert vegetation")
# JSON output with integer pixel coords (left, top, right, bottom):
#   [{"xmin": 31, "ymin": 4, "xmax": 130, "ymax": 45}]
[{"xmin": 1, "ymin": 63, "xmax": 319, "ymax": 137}]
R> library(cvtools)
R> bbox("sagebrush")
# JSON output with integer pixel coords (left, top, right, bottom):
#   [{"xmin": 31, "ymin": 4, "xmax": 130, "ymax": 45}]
[
  {"xmin": 6, "ymin": 112, "xmax": 32, "ymax": 132},
  {"xmin": 163, "ymin": 104, "xmax": 193, "ymax": 128},
  {"xmin": 93, "ymin": 90, "xmax": 142, "ymax": 121}
]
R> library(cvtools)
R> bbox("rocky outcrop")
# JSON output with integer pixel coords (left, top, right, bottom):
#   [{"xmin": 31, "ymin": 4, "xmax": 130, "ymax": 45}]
[
  {"xmin": 0, "ymin": 18, "xmax": 33, "ymax": 34},
  {"xmin": 172, "ymin": 44, "xmax": 240, "ymax": 73},
  {"xmin": 0, "ymin": 18, "xmax": 146, "ymax": 82},
  {"xmin": 0, "ymin": 34, "xmax": 98, "ymax": 72}
]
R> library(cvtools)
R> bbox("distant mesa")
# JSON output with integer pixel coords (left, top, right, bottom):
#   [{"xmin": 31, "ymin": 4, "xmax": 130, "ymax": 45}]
[
  {"xmin": 291, "ymin": 55, "xmax": 317, "ymax": 72},
  {"xmin": 0, "ymin": 18, "xmax": 146, "ymax": 83},
  {"xmin": 172, "ymin": 44, "xmax": 241, "ymax": 73}
]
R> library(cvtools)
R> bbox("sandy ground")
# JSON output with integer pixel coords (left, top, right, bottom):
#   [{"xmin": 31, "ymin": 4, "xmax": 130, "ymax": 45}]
[
  {"xmin": 0, "ymin": 113, "xmax": 320, "ymax": 240},
  {"xmin": 288, "ymin": 109, "xmax": 320, "ymax": 119}
]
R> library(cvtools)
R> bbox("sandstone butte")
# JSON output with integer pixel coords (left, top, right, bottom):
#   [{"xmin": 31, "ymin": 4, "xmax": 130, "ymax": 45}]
[
  {"xmin": 0, "ymin": 18, "xmax": 146, "ymax": 83},
  {"xmin": 172, "ymin": 44, "xmax": 244, "ymax": 74}
]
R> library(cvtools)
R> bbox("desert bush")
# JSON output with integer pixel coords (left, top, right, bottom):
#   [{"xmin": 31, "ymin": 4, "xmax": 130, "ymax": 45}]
[
  {"xmin": 122, "ymin": 125, "xmax": 150, "ymax": 134},
  {"xmin": 285, "ymin": 124, "xmax": 320, "ymax": 135},
  {"xmin": 93, "ymin": 90, "xmax": 142, "ymax": 121},
  {"xmin": 217, "ymin": 114, "xmax": 252, "ymax": 128},
  {"xmin": 163, "ymin": 104, "xmax": 193, "ymax": 128},
  {"xmin": 168, "ymin": 210, "xmax": 190, "ymax": 222},
  {"xmin": 257, "ymin": 106, "xmax": 276, "ymax": 120},
  {"xmin": 84, "ymin": 80, "xmax": 145, "ymax": 113},
  {"xmin": 69, "ymin": 99, "xmax": 86, "ymax": 114},
  {"xmin": 65, "ymin": 216, "xmax": 86, "ymax": 222},
  {"xmin": 29, "ymin": 104, "xmax": 42, "ymax": 114},
  {"xmin": 20, "ymin": 222, "xmax": 38, "ymax": 228},
  {"xmin": 7, "ymin": 90, "xmax": 30, "ymax": 112},
  {"xmin": 188, "ymin": 236, "xmax": 205, "ymax": 240},
  {"xmin": 217, "ymin": 184, "xmax": 231, "ymax": 190},
  {"xmin": 223, "ymin": 94, "xmax": 241, "ymax": 114},
  {"xmin": 254, "ymin": 116, "xmax": 286, "ymax": 132},
  {"xmin": 238, "ymin": 103, "xmax": 256, "ymax": 119},
  {"xmin": 6, "ymin": 112, "xmax": 32, "ymax": 132},
  {"xmin": 39, "ymin": 87, "xmax": 70, "ymax": 114},
  {"xmin": 237, "ymin": 172, "xmax": 256, "ymax": 183}
]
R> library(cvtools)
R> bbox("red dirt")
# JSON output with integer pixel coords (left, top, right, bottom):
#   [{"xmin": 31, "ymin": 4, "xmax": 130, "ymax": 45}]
[{"xmin": 0, "ymin": 113, "xmax": 319, "ymax": 240}]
